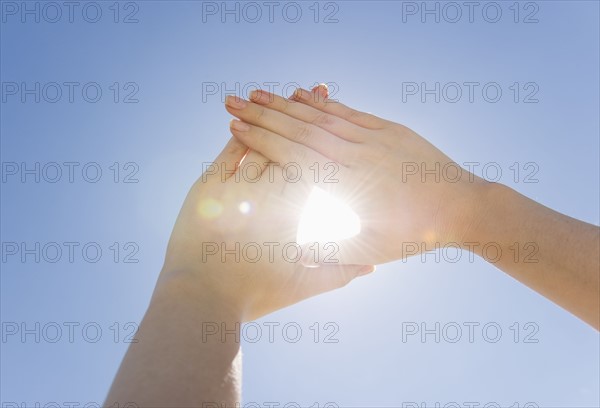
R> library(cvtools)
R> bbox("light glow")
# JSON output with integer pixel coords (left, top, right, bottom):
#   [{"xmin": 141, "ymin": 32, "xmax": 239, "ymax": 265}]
[
  {"xmin": 239, "ymin": 201, "xmax": 251, "ymax": 214},
  {"xmin": 198, "ymin": 198, "xmax": 223, "ymax": 220},
  {"xmin": 296, "ymin": 187, "xmax": 361, "ymax": 245}
]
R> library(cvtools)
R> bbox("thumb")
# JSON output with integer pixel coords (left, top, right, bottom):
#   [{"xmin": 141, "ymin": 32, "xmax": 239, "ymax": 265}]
[
  {"xmin": 294, "ymin": 263, "xmax": 375, "ymax": 300},
  {"xmin": 300, "ymin": 234, "xmax": 385, "ymax": 266}
]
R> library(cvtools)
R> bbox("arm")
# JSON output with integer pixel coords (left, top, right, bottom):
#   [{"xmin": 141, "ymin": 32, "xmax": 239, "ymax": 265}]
[
  {"xmin": 224, "ymin": 85, "xmax": 599, "ymax": 330},
  {"xmin": 469, "ymin": 182, "xmax": 599, "ymax": 329},
  {"xmin": 104, "ymin": 135, "xmax": 373, "ymax": 407},
  {"xmin": 105, "ymin": 280, "xmax": 242, "ymax": 407}
]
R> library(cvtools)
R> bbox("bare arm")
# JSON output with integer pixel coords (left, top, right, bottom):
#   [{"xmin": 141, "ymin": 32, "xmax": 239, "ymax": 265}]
[
  {"xmin": 104, "ymin": 134, "xmax": 373, "ymax": 406},
  {"xmin": 105, "ymin": 281, "xmax": 242, "ymax": 407},
  {"xmin": 224, "ymin": 85, "xmax": 600, "ymax": 330},
  {"xmin": 469, "ymin": 182, "xmax": 599, "ymax": 329}
]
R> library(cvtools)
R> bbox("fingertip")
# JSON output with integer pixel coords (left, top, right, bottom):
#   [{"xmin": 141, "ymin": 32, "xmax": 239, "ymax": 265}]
[
  {"xmin": 230, "ymin": 119, "xmax": 250, "ymax": 132},
  {"xmin": 357, "ymin": 265, "xmax": 376, "ymax": 276},
  {"xmin": 250, "ymin": 89, "xmax": 273, "ymax": 105},
  {"xmin": 225, "ymin": 95, "xmax": 248, "ymax": 110},
  {"xmin": 314, "ymin": 83, "xmax": 329, "ymax": 99}
]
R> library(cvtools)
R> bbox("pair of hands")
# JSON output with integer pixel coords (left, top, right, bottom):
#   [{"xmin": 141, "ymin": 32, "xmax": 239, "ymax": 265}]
[
  {"xmin": 160, "ymin": 84, "xmax": 487, "ymax": 322},
  {"xmin": 106, "ymin": 83, "xmax": 599, "ymax": 407}
]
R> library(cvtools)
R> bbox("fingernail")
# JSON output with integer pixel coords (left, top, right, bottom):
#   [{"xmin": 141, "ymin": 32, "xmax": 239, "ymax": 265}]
[
  {"xmin": 316, "ymin": 83, "xmax": 329, "ymax": 99},
  {"xmin": 225, "ymin": 95, "xmax": 247, "ymax": 109},
  {"xmin": 250, "ymin": 90, "xmax": 271, "ymax": 104},
  {"xmin": 230, "ymin": 119, "xmax": 250, "ymax": 132}
]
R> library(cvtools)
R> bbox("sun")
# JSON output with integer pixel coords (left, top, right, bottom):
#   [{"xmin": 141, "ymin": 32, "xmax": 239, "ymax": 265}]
[{"xmin": 296, "ymin": 187, "xmax": 361, "ymax": 245}]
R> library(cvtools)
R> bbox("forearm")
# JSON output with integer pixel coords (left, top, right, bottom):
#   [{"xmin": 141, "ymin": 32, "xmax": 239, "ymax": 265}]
[
  {"xmin": 465, "ymin": 182, "xmax": 600, "ymax": 329},
  {"xmin": 105, "ymin": 271, "xmax": 242, "ymax": 407}
]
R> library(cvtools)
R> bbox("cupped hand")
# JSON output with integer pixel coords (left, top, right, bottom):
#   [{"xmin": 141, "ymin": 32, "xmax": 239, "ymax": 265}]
[
  {"xmin": 225, "ymin": 87, "xmax": 490, "ymax": 265},
  {"xmin": 158, "ymin": 136, "xmax": 374, "ymax": 322}
]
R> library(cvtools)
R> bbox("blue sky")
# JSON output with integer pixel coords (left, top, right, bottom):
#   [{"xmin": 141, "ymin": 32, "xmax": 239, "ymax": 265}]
[{"xmin": 1, "ymin": 1, "xmax": 599, "ymax": 407}]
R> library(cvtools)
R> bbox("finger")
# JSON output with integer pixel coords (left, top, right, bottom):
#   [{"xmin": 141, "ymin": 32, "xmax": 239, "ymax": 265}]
[
  {"xmin": 292, "ymin": 87, "xmax": 391, "ymax": 130},
  {"xmin": 311, "ymin": 83, "xmax": 329, "ymax": 99},
  {"xmin": 292, "ymin": 263, "xmax": 375, "ymax": 301},
  {"xmin": 230, "ymin": 121, "xmax": 271, "ymax": 179},
  {"xmin": 249, "ymin": 89, "xmax": 367, "ymax": 143},
  {"xmin": 229, "ymin": 119, "xmax": 337, "ymax": 177},
  {"xmin": 203, "ymin": 136, "xmax": 247, "ymax": 182},
  {"xmin": 295, "ymin": 84, "xmax": 326, "ymax": 101},
  {"xmin": 225, "ymin": 95, "xmax": 359, "ymax": 165}
]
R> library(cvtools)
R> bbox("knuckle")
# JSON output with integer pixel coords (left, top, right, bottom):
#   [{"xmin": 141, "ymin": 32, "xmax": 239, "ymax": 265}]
[
  {"xmin": 253, "ymin": 105, "xmax": 266, "ymax": 122},
  {"xmin": 311, "ymin": 112, "xmax": 334, "ymax": 127},
  {"xmin": 280, "ymin": 99, "xmax": 291, "ymax": 114},
  {"xmin": 294, "ymin": 124, "xmax": 313, "ymax": 144}
]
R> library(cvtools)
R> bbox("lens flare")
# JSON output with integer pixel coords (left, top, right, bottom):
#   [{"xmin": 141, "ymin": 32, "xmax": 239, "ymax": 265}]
[
  {"xmin": 198, "ymin": 198, "xmax": 223, "ymax": 220},
  {"xmin": 296, "ymin": 187, "xmax": 361, "ymax": 245},
  {"xmin": 239, "ymin": 201, "xmax": 251, "ymax": 214}
]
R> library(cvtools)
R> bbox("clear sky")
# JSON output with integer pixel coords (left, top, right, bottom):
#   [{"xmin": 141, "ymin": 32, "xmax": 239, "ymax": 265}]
[{"xmin": 1, "ymin": 1, "xmax": 599, "ymax": 407}]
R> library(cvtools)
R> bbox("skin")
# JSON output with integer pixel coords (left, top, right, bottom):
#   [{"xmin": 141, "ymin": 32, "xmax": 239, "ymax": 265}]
[
  {"xmin": 104, "ymin": 90, "xmax": 374, "ymax": 407},
  {"xmin": 226, "ymin": 84, "xmax": 600, "ymax": 330},
  {"xmin": 105, "ymin": 84, "xmax": 598, "ymax": 407}
]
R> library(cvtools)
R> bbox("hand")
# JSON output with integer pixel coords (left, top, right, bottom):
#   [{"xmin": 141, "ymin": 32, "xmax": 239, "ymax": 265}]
[
  {"xmin": 158, "ymin": 136, "xmax": 374, "ymax": 322},
  {"xmin": 225, "ymin": 86, "xmax": 490, "ymax": 265}
]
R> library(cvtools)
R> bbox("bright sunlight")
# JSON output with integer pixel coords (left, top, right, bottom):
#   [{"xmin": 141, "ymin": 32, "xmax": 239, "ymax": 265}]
[{"xmin": 296, "ymin": 187, "xmax": 361, "ymax": 245}]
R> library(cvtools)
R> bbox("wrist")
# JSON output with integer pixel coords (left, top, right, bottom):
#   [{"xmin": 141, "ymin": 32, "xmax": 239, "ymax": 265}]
[
  {"xmin": 153, "ymin": 268, "xmax": 244, "ymax": 324},
  {"xmin": 116, "ymin": 268, "xmax": 243, "ymax": 407},
  {"xmin": 438, "ymin": 174, "xmax": 501, "ymax": 249},
  {"xmin": 455, "ymin": 178, "xmax": 506, "ymax": 250}
]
